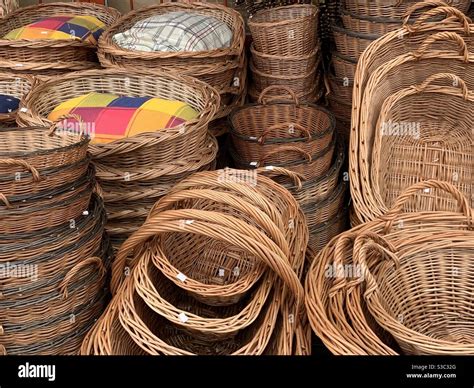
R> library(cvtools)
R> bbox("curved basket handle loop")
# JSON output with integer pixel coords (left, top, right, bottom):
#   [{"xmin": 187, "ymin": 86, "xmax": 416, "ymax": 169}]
[
  {"xmin": 405, "ymin": 5, "xmax": 471, "ymax": 34},
  {"xmin": 258, "ymin": 123, "xmax": 311, "ymax": 144},
  {"xmin": 259, "ymin": 146, "xmax": 312, "ymax": 166},
  {"xmin": 414, "ymin": 72, "xmax": 469, "ymax": 99},
  {"xmin": 382, "ymin": 180, "xmax": 473, "ymax": 233},
  {"xmin": 257, "ymin": 166, "xmax": 305, "ymax": 190},
  {"xmin": 59, "ymin": 257, "xmax": 106, "ymax": 299},
  {"xmin": 258, "ymin": 86, "xmax": 300, "ymax": 106},
  {"xmin": 413, "ymin": 32, "xmax": 469, "ymax": 62},
  {"xmin": 49, "ymin": 113, "xmax": 90, "ymax": 139},
  {"xmin": 0, "ymin": 159, "xmax": 41, "ymax": 182}
]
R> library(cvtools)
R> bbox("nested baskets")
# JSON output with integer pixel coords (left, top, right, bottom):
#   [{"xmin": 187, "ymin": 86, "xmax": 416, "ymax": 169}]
[
  {"xmin": 229, "ymin": 86, "xmax": 335, "ymax": 165},
  {"xmin": 248, "ymin": 5, "xmax": 318, "ymax": 56},
  {"xmin": 332, "ymin": 52, "xmax": 357, "ymax": 82},
  {"xmin": 250, "ymin": 44, "xmax": 320, "ymax": 75},
  {"xmin": 371, "ymin": 73, "xmax": 474, "ymax": 213},
  {"xmin": 342, "ymin": 0, "xmax": 471, "ymax": 18},
  {"xmin": 16, "ymin": 68, "xmax": 220, "ymax": 168},
  {"xmin": 0, "ymin": 2, "xmax": 120, "ymax": 74},
  {"xmin": 332, "ymin": 25, "xmax": 378, "ymax": 61},
  {"xmin": 82, "ymin": 169, "xmax": 308, "ymax": 355},
  {"xmin": 341, "ymin": 9, "xmax": 402, "ymax": 35},
  {"xmin": 305, "ymin": 180, "xmax": 474, "ymax": 355}
]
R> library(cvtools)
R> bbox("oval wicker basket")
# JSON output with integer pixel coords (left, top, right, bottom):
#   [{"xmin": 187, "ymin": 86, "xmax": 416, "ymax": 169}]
[
  {"xmin": 250, "ymin": 43, "xmax": 320, "ymax": 76},
  {"xmin": 307, "ymin": 206, "xmax": 349, "ymax": 255},
  {"xmin": 342, "ymin": 0, "xmax": 471, "ymax": 19},
  {"xmin": 229, "ymin": 86, "xmax": 335, "ymax": 165},
  {"xmin": 0, "ymin": 73, "xmax": 37, "ymax": 124},
  {"xmin": 327, "ymin": 73, "xmax": 354, "ymax": 101},
  {"xmin": 332, "ymin": 25, "xmax": 378, "ymax": 61},
  {"xmin": 0, "ymin": 2, "xmax": 120, "ymax": 73},
  {"xmin": 341, "ymin": 8, "xmax": 402, "ymax": 35},
  {"xmin": 16, "ymin": 68, "xmax": 220, "ymax": 168},
  {"xmin": 371, "ymin": 73, "xmax": 474, "ymax": 213},
  {"xmin": 248, "ymin": 4, "xmax": 318, "ymax": 56}
]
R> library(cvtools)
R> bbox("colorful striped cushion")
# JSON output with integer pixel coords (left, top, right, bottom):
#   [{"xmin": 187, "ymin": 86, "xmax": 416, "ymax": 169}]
[
  {"xmin": 4, "ymin": 15, "xmax": 105, "ymax": 45},
  {"xmin": 48, "ymin": 92, "xmax": 199, "ymax": 144}
]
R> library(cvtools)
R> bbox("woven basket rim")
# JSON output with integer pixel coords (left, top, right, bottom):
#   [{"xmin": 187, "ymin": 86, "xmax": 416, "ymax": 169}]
[
  {"xmin": 250, "ymin": 42, "xmax": 320, "ymax": 61},
  {"xmin": 332, "ymin": 51, "xmax": 359, "ymax": 64},
  {"xmin": 248, "ymin": 4, "xmax": 318, "ymax": 27},
  {"xmin": 229, "ymin": 102, "xmax": 335, "ymax": 143},
  {"xmin": 332, "ymin": 24, "xmax": 381, "ymax": 40}
]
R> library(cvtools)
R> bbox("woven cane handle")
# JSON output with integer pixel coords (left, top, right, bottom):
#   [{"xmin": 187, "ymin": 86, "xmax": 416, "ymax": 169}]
[
  {"xmin": 0, "ymin": 193, "xmax": 11, "ymax": 208},
  {"xmin": 405, "ymin": 6, "xmax": 471, "ymax": 33},
  {"xmin": 258, "ymin": 86, "xmax": 300, "ymax": 106},
  {"xmin": 257, "ymin": 167, "xmax": 304, "ymax": 190},
  {"xmin": 0, "ymin": 158, "xmax": 41, "ymax": 182},
  {"xmin": 49, "ymin": 114, "xmax": 90, "ymax": 138},
  {"xmin": 383, "ymin": 180, "xmax": 473, "ymax": 232},
  {"xmin": 258, "ymin": 123, "xmax": 311, "ymax": 144},
  {"xmin": 414, "ymin": 32, "xmax": 469, "ymax": 61},
  {"xmin": 403, "ymin": 0, "xmax": 449, "ymax": 22},
  {"xmin": 59, "ymin": 257, "xmax": 106, "ymax": 299},
  {"xmin": 415, "ymin": 72, "xmax": 469, "ymax": 99},
  {"xmin": 259, "ymin": 146, "xmax": 312, "ymax": 165}
]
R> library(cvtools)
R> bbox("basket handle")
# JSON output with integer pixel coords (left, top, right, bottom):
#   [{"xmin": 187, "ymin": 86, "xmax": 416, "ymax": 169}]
[
  {"xmin": 259, "ymin": 146, "xmax": 312, "ymax": 166},
  {"xmin": 258, "ymin": 86, "xmax": 300, "ymax": 106},
  {"xmin": 257, "ymin": 166, "xmax": 305, "ymax": 190},
  {"xmin": 351, "ymin": 233, "xmax": 400, "ymax": 298},
  {"xmin": 404, "ymin": 5, "xmax": 472, "ymax": 34},
  {"xmin": 49, "ymin": 114, "xmax": 90, "ymax": 139},
  {"xmin": 413, "ymin": 32, "xmax": 469, "ymax": 62},
  {"xmin": 0, "ymin": 159, "xmax": 41, "ymax": 182},
  {"xmin": 59, "ymin": 257, "xmax": 106, "ymax": 299},
  {"xmin": 402, "ymin": 0, "xmax": 449, "ymax": 22},
  {"xmin": 258, "ymin": 123, "xmax": 311, "ymax": 145},
  {"xmin": 0, "ymin": 193, "xmax": 11, "ymax": 208},
  {"xmin": 382, "ymin": 180, "xmax": 473, "ymax": 233},
  {"xmin": 111, "ymin": 211, "xmax": 305, "ymax": 315},
  {"xmin": 414, "ymin": 72, "xmax": 469, "ymax": 99}
]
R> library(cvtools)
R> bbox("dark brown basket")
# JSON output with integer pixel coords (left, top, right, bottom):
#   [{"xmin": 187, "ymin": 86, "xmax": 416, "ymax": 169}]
[
  {"xmin": 248, "ymin": 5, "xmax": 318, "ymax": 56},
  {"xmin": 328, "ymin": 95, "xmax": 352, "ymax": 121},
  {"xmin": 332, "ymin": 25, "xmax": 378, "ymax": 61},
  {"xmin": 307, "ymin": 206, "xmax": 349, "ymax": 254},
  {"xmin": 327, "ymin": 73, "xmax": 354, "ymax": 102},
  {"xmin": 331, "ymin": 52, "xmax": 357, "ymax": 82},
  {"xmin": 230, "ymin": 86, "xmax": 335, "ymax": 165},
  {"xmin": 341, "ymin": 8, "xmax": 402, "ymax": 35}
]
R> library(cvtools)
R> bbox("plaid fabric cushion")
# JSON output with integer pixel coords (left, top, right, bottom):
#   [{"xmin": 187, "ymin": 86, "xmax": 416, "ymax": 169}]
[
  {"xmin": 4, "ymin": 15, "xmax": 105, "ymax": 45},
  {"xmin": 112, "ymin": 11, "xmax": 233, "ymax": 52},
  {"xmin": 48, "ymin": 92, "xmax": 199, "ymax": 144}
]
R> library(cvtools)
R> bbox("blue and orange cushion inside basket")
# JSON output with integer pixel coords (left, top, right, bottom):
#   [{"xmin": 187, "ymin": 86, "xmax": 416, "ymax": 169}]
[
  {"xmin": 0, "ymin": 94, "xmax": 20, "ymax": 114},
  {"xmin": 3, "ymin": 15, "xmax": 105, "ymax": 44},
  {"xmin": 48, "ymin": 92, "xmax": 199, "ymax": 144}
]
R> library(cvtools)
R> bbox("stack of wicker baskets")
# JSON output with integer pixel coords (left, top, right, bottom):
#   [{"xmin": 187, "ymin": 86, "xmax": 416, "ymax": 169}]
[
  {"xmin": 229, "ymin": 86, "xmax": 348, "ymax": 258},
  {"xmin": 248, "ymin": 4, "xmax": 323, "ymax": 103},
  {"xmin": 0, "ymin": 2, "xmax": 120, "ymax": 78},
  {"xmin": 0, "ymin": 126, "xmax": 110, "ymax": 355},
  {"xmin": 97, "ymin": 2, "xmax": 246, "ymax": 128},
  {"xmin": 305, "ymin": 180, "xmax": 474, "ymax": 355},
  {"xmin": 349, "ymin": 3, "xmax": 474, "ymax": 226},
  {"xmin": 81, "ymin": 169, "xmax": 310, "ymax": 355},
  {"xmin": 16, "ymin": 69, "xmax": 220, "ymax": 252},
  {"xmin": 327, "ymin": 0, "xmax": 471, "ymax": 142}
]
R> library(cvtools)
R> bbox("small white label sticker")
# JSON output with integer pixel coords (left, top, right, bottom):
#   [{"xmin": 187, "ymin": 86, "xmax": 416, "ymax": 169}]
[
  {"xmin": 177, "ymin": 272, "xmax": 187, "ymax": 282},
  {"xmin": 265, "ymin": 166, "xmax": 275, "ymax": 171},
  {"xmin": 178, "ymin": 312, "xmax": 189, "ymax": 323}
]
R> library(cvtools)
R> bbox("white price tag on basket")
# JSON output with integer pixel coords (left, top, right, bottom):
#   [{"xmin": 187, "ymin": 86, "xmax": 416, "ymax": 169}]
[
  {"xmin": 250, "ymin": 161, "xmax": 258, "ymax": 167},
  {"xmin": 20, "ymin": 108, "xmax": 28, "ymax": 113},
  {"xmin": 265, "ymin": 166, "xmax": 275, "ymax": 171},
  {"xmin": 177, "ymin": 272, "xmax": 187, "ymax": 282},
  {"xmin": 178, "ymin": 313, "xmax": 189, "ymax": 323}
]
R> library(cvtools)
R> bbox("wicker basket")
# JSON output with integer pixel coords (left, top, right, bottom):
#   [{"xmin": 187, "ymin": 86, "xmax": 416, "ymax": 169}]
[
  {"xmin": 332, "ymin": 25, "xmax": 378, "ymax": 61},
  {"xmin": 16, "ymin": 68, "xmax": 220, "ymax": 168},
  {"xmin": 341, "ymin": 8, "xmax": 402, "ymax": 35},
  {"xmin": 331, "ymin": 52, "xmax": 357, "ymax": 82},
  {"xmin": 0, "ymin": 0, "xmax": 17, "ymax": 17},
  {"xmin": 305, "ymin": 180, "xmax": 473, "ymax": 355},
  {"xmin": 250, "ymin": 43, "xmax": 320, "ymax": 76},
  {"xmin": 371, "ymin": 73, "xmax": 473, "ymax": 213},
  {"xmin": 231, "ymin": 139, "xmax": 335, "ymax": 181},
  {"xmin": 350, "ymin": 7, "xmax": 474, "ymax": 223},
  {"xmin": 328, "ymin": 95, "xmax": 352, "ymax": 121},
  {"xmin": 0, "ymin": 167, "xmax": 94, "ymax": 234},
  {"xmin": 307, "ymin": 206, "xmax": 349, "ymax": 255},
  {"xmin": 250, "ymin": 59, "xmax": 321, "ymax": 97},
  {"xmin": 248, "ymin": 5, "xmax": 318, "ymax": 56},
  {"xmin": 353, "ymin": 31, "xmax": 474, "ymax": 222},
  {"xmin": 248, "ymin": 81, "xmax": 323, "ymax": 104},
  {"xmin": 229, "ymin": 86, "xmax": 335, "ymax": 165},
  {"xmin": 342, "ymin": 0, "xmax": 471, "ymax": 18},
  {"xmin": 0, "ymin": 73, "xmax": 36, "ymax": 124},
  {"xmin": 0, "ymin": 126, "xmax": 88, "ymax": 172},
  {"xmin": 0, "ymin": 2, "xmax": 120, "ymax": 73},
  {"xmin": 98, "ymin": 2, "xmax": 245, "ymax": 69}
]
